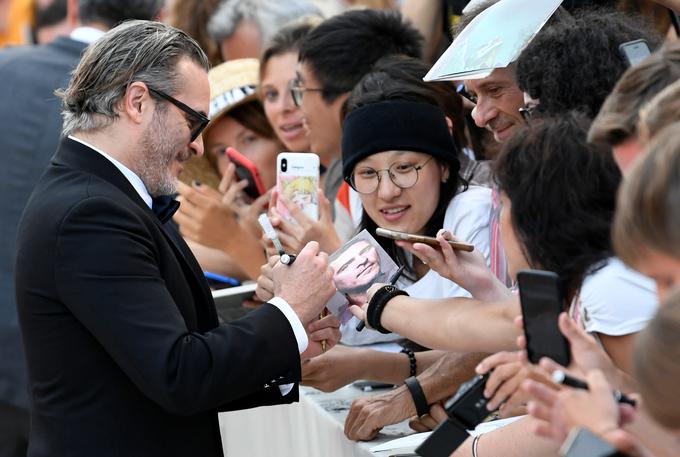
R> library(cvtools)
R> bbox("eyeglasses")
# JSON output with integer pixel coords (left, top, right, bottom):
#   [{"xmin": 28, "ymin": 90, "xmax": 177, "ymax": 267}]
[
  {"xmin": 148, "ymin": 86, "xmax": 210, "ymax": 142},
  {"xmin": 348, "ymin": 156, "xmax": 434, "ymax": 194},
  {"xmin": 288, "ymin": 78, "xmax": 325, "ymax": 107},
  {"xmin": 519, "ymin": 102, "xmax": 538, "ymax": 123},
  {"xmin": 456, "ymin": 83, "xmax": 478, "ymax": 105}
]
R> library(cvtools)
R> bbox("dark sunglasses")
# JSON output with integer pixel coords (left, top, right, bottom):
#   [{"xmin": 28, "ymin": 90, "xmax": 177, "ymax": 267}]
[{"xmin": 148, "ymin": 87, "xmax": 210, "ymax": 142}]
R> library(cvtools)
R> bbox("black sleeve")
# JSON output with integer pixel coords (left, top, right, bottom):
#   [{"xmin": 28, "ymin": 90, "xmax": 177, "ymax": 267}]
[{"xmin": 54, "ymin": 197, "xmax": 301, "ymax": 415}]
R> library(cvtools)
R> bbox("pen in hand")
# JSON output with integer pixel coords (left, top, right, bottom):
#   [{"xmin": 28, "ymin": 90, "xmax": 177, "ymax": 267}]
[
  {"xmin": 258, "ymin": 214, "xmax": 296, "ymax": 264},
  {"xmin": 356, "ymin": 265, "xmax": 405, "ymax": 332},
  {"xmin": 552, "ymin": 370, "xmax": 637, "ymax": 406}
]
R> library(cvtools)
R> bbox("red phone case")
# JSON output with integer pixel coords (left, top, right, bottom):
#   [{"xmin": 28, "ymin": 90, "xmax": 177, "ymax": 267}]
[{"xmin": 225, "ymin": 147, "xmax": 266, "ymax": 198}]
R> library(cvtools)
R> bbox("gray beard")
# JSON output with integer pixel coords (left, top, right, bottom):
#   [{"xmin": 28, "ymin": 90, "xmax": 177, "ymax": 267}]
[{"xmin": 137, "ymin": 108, "xmax": 181, "ymax": 197}]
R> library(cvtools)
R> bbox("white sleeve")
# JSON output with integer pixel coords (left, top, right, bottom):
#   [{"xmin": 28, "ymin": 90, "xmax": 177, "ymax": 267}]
[{"xmin": 579, "ymin": 258, "xmax": 658, "ymax": 336}]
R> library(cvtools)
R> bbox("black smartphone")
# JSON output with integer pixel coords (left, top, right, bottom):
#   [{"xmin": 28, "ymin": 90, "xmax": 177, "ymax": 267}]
[
  {"xmin": 619, "ymin": 39, "xmax": 651, "ymax": 68},
  {"xmin": 560, "ymin": 428, "xmax": 628, "ymax": 457},
  {"xmin": 517, "ymin": 270, "xmax": 571, "ymax": 366},
  {"xmin": 415, "ymin": 373, "xmax": 491, "ymax": 457}
]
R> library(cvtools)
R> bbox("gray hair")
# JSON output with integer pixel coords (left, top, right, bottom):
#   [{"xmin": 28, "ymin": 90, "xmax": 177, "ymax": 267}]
[
  {"xmin": 207, "ymin": 0, "xmax": 322, "ymax": 45},
  {"xmin": 57, "ymin": 20, "xmax": 209, "ymax": 136},
  {"xmin": 78, "ymin": 0, "xmax": 164, "ymax": 28}
]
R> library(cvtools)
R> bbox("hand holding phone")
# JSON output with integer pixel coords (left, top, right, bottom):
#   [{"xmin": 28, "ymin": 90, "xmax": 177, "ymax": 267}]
[
  {"xmin": 517, "ymin": 270, "xmax": 571, "ymax": 367},
  {"xmin": 225, "ymin": 147, "xmax": 266, "ymax": 200},
  {"xmin": 276, "ymin": 153, "xmax": 320, "ymax": 222},
  {"xmin": 375, "ymin": 228, "xmax": 474, "ymax": 252}
]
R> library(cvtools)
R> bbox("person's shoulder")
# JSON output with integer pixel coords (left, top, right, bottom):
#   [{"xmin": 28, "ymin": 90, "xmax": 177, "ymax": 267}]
[
  {"xmin": 584, "ymin": 258, "xmax": 656, "ymax": 295},
  {"xmin": 441, "ymin": 185, "xmax": 493, "ymax": 246},
  {"xmin": 579, "ymin": 257, "xmax": 658, "ymax": 333},
  {"xmin": 445, "ymin": 185, "xmax": 492, "ymax": 219},
  {"xmin": 0, "ymin": 37, "xmax": 83, "ymax": 68}
]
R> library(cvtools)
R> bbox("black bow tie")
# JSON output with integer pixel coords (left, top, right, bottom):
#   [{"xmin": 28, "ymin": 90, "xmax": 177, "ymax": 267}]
[{"xmin": 151, "ymin": 195, "xmax": 180, "ymax": 223}]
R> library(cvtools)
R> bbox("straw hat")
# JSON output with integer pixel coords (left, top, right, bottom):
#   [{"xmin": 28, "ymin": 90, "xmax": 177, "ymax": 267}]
[{"xmin": 180, "ymin": 58, "xmax": 261, "ymax": 189}]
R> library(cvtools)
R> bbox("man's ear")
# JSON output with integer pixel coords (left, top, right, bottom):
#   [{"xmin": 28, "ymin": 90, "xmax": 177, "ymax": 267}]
[
  {"xmin": 445, "ymin": 116, "xmax": 454, "ymax": 135},
  {"xmin": 122, "ymin": 82, "xmax": 152, "ymax": 125}
]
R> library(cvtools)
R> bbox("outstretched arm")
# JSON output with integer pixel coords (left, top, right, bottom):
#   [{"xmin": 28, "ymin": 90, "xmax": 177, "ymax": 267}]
[{"xmin": 353, "ymin": 293, "xmax": 521, "ymax": 353}]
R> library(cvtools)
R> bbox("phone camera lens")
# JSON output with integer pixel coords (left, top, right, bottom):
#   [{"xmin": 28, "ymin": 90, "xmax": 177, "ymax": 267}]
[{"xmin": 281, "ymin": 158, "xmax": 287, "ymax": 172}]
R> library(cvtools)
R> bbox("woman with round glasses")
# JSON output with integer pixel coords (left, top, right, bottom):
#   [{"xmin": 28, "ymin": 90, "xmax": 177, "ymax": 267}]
[
  {"xmin": 336, "ymin": 57, "xmax": 495, "ymax": 344},
  {"xmin": 299, "ymin": 57, "xmax": 496, "ymax": 420}
]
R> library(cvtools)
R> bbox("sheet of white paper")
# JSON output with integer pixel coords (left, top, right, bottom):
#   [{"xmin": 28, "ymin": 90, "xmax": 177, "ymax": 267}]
[
  {"xmin": 370, "ymin": 431, "xmax": 432, "ymax": 452},
  {"xmin": 424, "ymin": 0, "xmax": 563, "ymax": 81}
]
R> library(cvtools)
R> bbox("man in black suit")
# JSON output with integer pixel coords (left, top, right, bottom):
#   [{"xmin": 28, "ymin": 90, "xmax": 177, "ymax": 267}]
[
  {"xmin": 0, "ymin": 1, "xmax": 163, "ymax": 455},
  {"xmin": 15, "ymin": 20, "xmax": 339, "ymax": 457}
]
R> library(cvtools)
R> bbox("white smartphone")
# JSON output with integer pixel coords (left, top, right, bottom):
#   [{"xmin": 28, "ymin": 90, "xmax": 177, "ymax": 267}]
[{"xmin": 276, "ymin": 152, "xmax": 320, "ymax": 222}]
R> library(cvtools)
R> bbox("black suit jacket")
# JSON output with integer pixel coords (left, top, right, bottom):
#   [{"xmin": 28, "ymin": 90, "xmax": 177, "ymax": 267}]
[
  {"xmin": 0, "ymin": 36, "xmax": 88, "ymax": 411},
  {"xmin": 15, "ymin": 138, "xmax": 301, "ymax": 457}
]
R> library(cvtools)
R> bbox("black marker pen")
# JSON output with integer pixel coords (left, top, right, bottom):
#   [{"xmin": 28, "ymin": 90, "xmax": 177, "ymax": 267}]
[{"xmin": 552, "ymin": 370, "xmax": 636, "ymax": 406}]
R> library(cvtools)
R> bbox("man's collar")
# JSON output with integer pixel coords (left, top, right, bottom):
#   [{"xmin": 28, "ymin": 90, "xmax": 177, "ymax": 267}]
[
  {"xmin": 68, "ymin": 135, "xmax": 153, "ymax": 209},
  {"xmin": 70, "ymin": 26, "xmax": 107, "ymax": 45}
]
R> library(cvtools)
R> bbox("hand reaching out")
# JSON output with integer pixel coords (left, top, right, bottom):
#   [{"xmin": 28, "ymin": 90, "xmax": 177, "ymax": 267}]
[
  {"xmin": 268, "ymin": 189, "xmax": 341, "ymax": 254},
  {"xmin": 397, "ymin": 229, "xmax": 511, "ymax": 301}
]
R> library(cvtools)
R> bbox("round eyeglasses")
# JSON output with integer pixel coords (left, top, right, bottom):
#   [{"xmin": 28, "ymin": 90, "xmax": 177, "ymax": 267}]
[{"xmin": 348, "ymin": 156, "xmax": 434, "ymax": 194}]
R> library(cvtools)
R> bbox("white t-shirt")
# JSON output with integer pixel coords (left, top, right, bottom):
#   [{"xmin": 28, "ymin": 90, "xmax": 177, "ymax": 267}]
[
  {"xmin": 340, "ymin": 185, "xmax": 493, "ymax": 345},
  {"xmin": 572, "ymin": 257, "xmax": 658, "ymax": 336}
]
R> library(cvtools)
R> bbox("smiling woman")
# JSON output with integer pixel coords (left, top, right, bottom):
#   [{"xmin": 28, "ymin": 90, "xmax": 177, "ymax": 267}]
[{"xmin": 336, "ymin": 56, "xmax": 497, "ymax": 345}]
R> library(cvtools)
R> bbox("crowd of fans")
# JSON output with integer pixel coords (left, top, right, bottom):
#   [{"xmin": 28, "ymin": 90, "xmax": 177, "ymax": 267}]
[{"xmin": 2, "ymin": 0, "xmax": 680, "ymax": 456}]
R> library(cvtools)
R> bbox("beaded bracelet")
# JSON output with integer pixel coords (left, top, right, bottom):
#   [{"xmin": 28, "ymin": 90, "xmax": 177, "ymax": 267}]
[{"xmin": 401, "ymin": 348, "xmax": 417, "ymax": 378}]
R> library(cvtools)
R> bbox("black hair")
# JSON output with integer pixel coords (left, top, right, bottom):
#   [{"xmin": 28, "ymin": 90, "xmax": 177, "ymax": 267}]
[
  {"xmin": 298, "ymin": 9, "xmax": 423, "ymax": 104},
  {"xmin": 79, "ymin": 0, "xmax": 163, "ymax": 29},
  {"xmin": 494, "ymin": 112, "xmax": 621, "ymax": 300},
  {"xmin": 347, "ymin": 55, "xmax": 467, "ymax": 149},
  {"xmin": 34, "ymin": 0, "xmax": 67, "ymax": 28},
  {"xmin": 516, "ymin": 7, "xmax": 661, "ymax": 118},
  {"xmin": 345, "ymin": 56, "xmax": 465, "ymax": 281},
  {"xmin": 259, "ymin": 17, "xmax": 320, "ymax": 80}
]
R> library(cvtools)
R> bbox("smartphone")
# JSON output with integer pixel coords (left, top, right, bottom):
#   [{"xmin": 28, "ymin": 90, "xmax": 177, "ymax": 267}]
[
  {"xmin": 225, "ymin": 147, "xmax": 266, "ymax": 200},
  {"xmin": 619, "ymin": 39, "xmax": 651, "ymax": 68},
  {"xmin": 375, "ymin": 228, "xmax": 474, "ymax": 252},
  {"xmin": 443, "ymin": 373, "xmax": 491, "ymax": 430},
  {"xmin": 560, "ymin": 428, "xmax": 624, "ymax": 457},
  {"xmin": 276, "ymin": 152, "xmax": 320, "ymax": 222},
  {"xmin": 517, "ymin": 270, "xmax": 571, "ymax": 366}
]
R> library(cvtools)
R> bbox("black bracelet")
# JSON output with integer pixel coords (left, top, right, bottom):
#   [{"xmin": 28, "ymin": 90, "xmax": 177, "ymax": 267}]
[
  {"xmin": 401, "ymin": 348, "xmax": 417, "ymax": 378},
  {"xmin": 366, "ymin": 285, "xmax": 409, "ymax": 334},
  {"xmin": 404, "ymin": 376, "xmax": 429, "ymax": 417}
]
